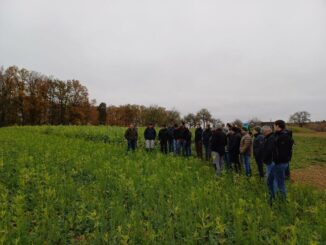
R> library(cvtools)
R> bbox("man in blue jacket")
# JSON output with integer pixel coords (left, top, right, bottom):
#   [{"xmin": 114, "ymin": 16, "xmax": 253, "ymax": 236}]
[{"xmin": 144, "ymin": 123, "xmax": 157, "ymax": 151}]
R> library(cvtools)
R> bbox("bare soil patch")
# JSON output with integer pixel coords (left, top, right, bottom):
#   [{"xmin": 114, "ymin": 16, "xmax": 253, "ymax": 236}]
[{"xmin": 291, "ymin": 165, "xmax": 326, "ymax": 190}]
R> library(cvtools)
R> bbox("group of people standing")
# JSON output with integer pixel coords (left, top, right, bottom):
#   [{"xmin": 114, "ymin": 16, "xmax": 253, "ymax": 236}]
[{"xmin": 124, "ymin": 119, "xmax": 294, "ymax": 204}]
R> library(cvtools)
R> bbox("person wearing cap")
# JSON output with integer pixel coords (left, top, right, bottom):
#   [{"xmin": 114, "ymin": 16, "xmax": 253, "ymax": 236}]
[
  {"xmin": 144, "ymin": 123, "xmax": 157, "ymax": 151},
  {"xmin": 253, "ymin": 126, "xmax": 265, "ymax": 178},
  {"xmin": 240, "ymin": 126, "xmax": 253, "ymax": 176},
  {"xmin": 195, "ymin": 123, "xmax": 203, "ymax": 159},
  {"xmin": 210, "ymin": 124, "xmax": 227, "ymax": 176}
]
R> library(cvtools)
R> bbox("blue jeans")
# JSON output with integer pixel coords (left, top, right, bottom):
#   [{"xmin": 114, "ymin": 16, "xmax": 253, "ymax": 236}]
[
  {"xmin": 243, "ymin": 154, "xmax": 251, "ymax": 176},
  {"xmin": 268, "ymin": 163, "xmax": 288, "ymax": 203},
  {"xmin": 127, "ymin": 140, "xmax": 137, "ymax": 151},
  {"xmin": 168, "ymin": 139, "xmax": 174, "ymax": 153},
  {"xmin": 176, "ymin": 140, "xmax": 186, "ymax": 155},
  {"xmin": 266, "ymin": 162, "xmax": 277, "ymax": 191}
]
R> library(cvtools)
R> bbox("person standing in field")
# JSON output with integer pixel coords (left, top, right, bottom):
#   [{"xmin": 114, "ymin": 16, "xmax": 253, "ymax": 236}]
[
  {"xmin": 229, "ymin": 127, "xmax": 242, "ymax": 172},
  {"xmin": 167, "ymin": 124, "xmax": 175, "ymax": 153},
  {"xmin": 240, "ymin": 127, "xmax": 253, "ymax": 176},
  {"xmin": 144, "ymin": 123, "xmax": 157, "ymax": 151},
  {"xmin": 224, "ymin": 123, "xmax": 233, "ymax": 169},
  {"xmin": 203, "ymin": 124, "xmax": 212, "ymax": 161},
  {"xmin": 253, "ymin": 126, "xmax": 265, "ymax": 178},
  {"xmin": 262, "ymin": 125, "xmax": 277, "ymax": 194},
  {"xmin": 210, "ymin": 124, "xmax": 227, "ymax": 176},
  {"xmin": 124, "ymin": 123, "xmax": 138, "ymax": 152},
  {"xmin": 175, "ymin": 122, "xmax": 186, "ymax": 155},
  {"xmin": 158, "ymin": 125, "xmax": 169, "ymax": 154},
  {"xmin": 195, "ymin": 124, "xmax": 203, "ymax": 159},
  {"xmin": 268, "ymin": 120, "xmax": 294, "ymax": 204},
  {"xmin": 184, "ymin": 125, "xmax": 192, "ymax": 157}
]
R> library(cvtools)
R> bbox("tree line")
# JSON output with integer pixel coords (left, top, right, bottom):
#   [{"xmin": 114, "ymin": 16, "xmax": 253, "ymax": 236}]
[
  {"xmin": 2, "ymin": 65, "xmax": 316, "ymax": 128},
  {"xmin": 0, "ymin": 65, "xmax": 223, "ymax": 127}
]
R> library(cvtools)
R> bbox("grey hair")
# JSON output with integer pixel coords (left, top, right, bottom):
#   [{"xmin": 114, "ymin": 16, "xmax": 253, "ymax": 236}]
[{"xmin": 262, "ymin": 125, "xmax": 272, "ymax": 133}]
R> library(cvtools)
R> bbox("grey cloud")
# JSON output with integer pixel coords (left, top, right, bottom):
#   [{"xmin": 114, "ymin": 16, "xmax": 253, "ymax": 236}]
[{"xmin": 1, "ymin": 0, "xmax": 325, "ymax": 122}]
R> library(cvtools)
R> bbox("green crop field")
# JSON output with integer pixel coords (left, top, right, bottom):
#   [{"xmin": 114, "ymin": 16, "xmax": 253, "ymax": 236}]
[{"xmin": 0, "ymin": 126, "xmax": 325, "ymax": 244}]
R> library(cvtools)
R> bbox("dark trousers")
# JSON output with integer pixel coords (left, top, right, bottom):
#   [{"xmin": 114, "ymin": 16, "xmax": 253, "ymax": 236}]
[
  {"xmin": 255, "ymin": 157, "xmax": 264, "ymax": 177},
  {"xmin": 224, "ymin": 152, "xmax": 231, "ymax": 169},
  {"xmin": 185, "ymin": 143, "xmax": 192, "ymax": 157},
  {"xmin": 127, "ymin": 140, "xmax": 137, "ymax": 151},
  {"xmin": 160, "ymin": 141, "xmax": 168, "ymax": 154},
  {"xmin": 195, "ymin": 141, "xmax": 203, "ymax": 159},
  {"xmin": 230, "ymin": 153, "xmax": 241, "ymax": 172},
  {"xmin": 204, "ymin": 144, "xmax": 211, "ymax": 161},
  {"xmin": 285, "ymin": 164, "xmax": 290, "ymax": 179},
  {"xmin": 168, "ymin": 139, "xmax": 174, "ymax": 153}
]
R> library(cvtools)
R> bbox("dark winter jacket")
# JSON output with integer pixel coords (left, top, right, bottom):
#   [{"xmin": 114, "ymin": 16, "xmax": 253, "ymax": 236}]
[
  {"xmin": 273, "ymin": 129, "xmax": 294, "ymax": 164},
  {"xmin": 158, "ymin": 128, "xmax": 169, "ymax": 142},
  {"xmin": 144, "ymin": 127, "xmax": 157, "ymax": 140},
  {"xmin": 210, "ymin": 129, "xmax": 227, "ymax": 155},
  {"xmin": 167, "ymin": 127, "xmax": 174, "ymax": 141},
  {"xmin": 263, "ymin": 132, "xmax": 274, "ymax": 165},
  {"xmin": 202, "ymin": 128, "xmax": 212, "ymax": 146},
  {"xmin": 184, "ymin": 128, "xmax": 192, "ymax": 146},
  {"xmin": 253, "ymin": 133, "xmax": 265, "ymax": 161},
  {"xmin": 124, "ymin": 128, "xmax": 138, "ymax": 141},
  {"xmin": 229, "ymin": 132, "xmax": 241, "ymax": 155},
  {"xmin": 175, "ymin": 126, "xmax": 186, "ymax": 140},
  {"xmin": 195, "ymin": 127, "xmax": 203, "ymax": 142}
]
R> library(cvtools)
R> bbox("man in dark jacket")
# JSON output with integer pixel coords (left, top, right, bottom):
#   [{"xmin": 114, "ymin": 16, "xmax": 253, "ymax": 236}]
[
  {"xmin": 253, "ymin": 126, "xmax": 265, "ymax": 178},
  {"xmin": 195, "ymin": 124, "xmax": 203, "ymax": 159},
  {"xmin": 210, "ymin": 125, "xmax": 227, "ymax": 176},
  {"xmin": 202, "ymin": 124, "xmax": 212, "ymax": 161},
  {"xmin": 158, "ymin": 125, "xmax": 169, "ymax": 154},
  {"xmin": 228, "ymin": 127, "xmax": 241, "ymax": 172},
  {"xmin": 167, "ymin": 125, "xmax": 175, "ymax": 153},
  {"xmin": 262, "ymin": 125, "xmax": 277, "ymax": 197},
  {"xmin": 124, "ymin": 123, "xmax": 138, "ymax": 151},
  {"xmin": 175, "ymin": 122, "xmax": 186, "ymax": 155},
  {"xmin": 144, "ymin": 123, "xmax": 157, "ymax": 151},
  {"xmin": 184, "ymin": 126, "xmax": 192, "ymax": 157},
  {"xmin": 268, "ymin": 120, "xmax": 294, "ymax": 204}
]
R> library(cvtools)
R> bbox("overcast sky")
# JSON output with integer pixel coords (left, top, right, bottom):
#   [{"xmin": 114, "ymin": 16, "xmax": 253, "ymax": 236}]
[{"xmin": 1, "ymin": 0, "xmax": 326, "ymax": 122}]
